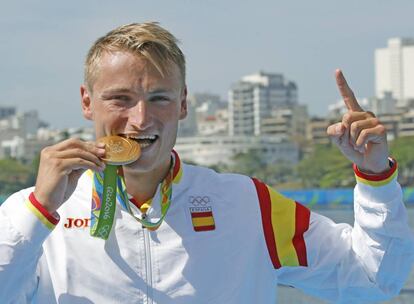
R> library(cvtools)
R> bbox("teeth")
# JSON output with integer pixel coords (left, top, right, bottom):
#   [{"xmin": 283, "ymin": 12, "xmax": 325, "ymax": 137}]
[
  {"xmin": 139, "ymin": 142, "xmax": 151, "ymax": 148},
  {"xmin": 125, "ymin": 135, "xmax": 157, "ymax": 140}
]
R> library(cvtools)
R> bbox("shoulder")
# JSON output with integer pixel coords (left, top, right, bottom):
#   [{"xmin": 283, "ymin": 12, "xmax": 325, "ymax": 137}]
[
  {"xmin": 1, "ymin": 187, "xmax": 34, "ymax": 208},
  {"xmin": 181, "ymin": 162, "xmax": 255, "ymax": 192}
]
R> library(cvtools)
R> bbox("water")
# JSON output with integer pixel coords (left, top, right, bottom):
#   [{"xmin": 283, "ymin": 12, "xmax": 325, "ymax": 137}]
[{"xmin": 277, "ymin": 208, "xmax": 414, "ymax": 303}]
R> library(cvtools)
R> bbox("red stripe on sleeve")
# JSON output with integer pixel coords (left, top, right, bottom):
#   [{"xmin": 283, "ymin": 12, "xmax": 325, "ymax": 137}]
[
  {"xmin": 353, "ymin": 158, "xmax": 397, "ymax": 181},
  {"xmin": 292, "ymin": 202, "xmax": 310, "ymax": 267},
  {"xmin": 29, "ymin": 192, "xmax": 60, "ymax": 225},
  {"xmin": 252, "ymin": 178, "xmax": 281, "ymax": 269}
]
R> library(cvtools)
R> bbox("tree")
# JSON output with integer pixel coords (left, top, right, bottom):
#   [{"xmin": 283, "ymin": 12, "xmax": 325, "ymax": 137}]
[
  {"xmin": 221, "ymin": 149, "xmax": 298, "ymax": 189},
  {"xmin": 0, "ymin": 158, "xmax": 32, "ymax": 195},
  {"xmin": 296, "ymin": 145, "xmax": 354, "ymax": 188},
  {"xmin": 390, "ymin": 136, "xmax": 414, "ymax": 187}
]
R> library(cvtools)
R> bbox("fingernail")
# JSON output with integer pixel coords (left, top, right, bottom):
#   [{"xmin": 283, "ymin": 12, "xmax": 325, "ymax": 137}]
[{"xmin": 97, "ymin": 142, "xmax": 105, "ymax": 148}]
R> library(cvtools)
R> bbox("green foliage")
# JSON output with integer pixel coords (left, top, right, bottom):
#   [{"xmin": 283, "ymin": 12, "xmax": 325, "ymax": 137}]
[
  {"xmin": 297, "ymin": 145, "xmax": 354, "ymax": 188},
  {"xmin": 219, "ymin": 149, "xmax": 298, "ymax": 188},
  {"xmin": 0, "ymin": 158, "xmax": 32, "ymax": 195},
  {"xmin": 224, "ymin": 144, "xmax": 355, "ymax": 189},
  {"xmin": 390, "ymin": 136, "xmax": 414, "ymax": 186},
  {"xmin": 229, "ymin": 150, "xmax": 266, "ymax": 177},
  {"xmin": 219, "ymin": 136, "xmax": 414, "ymax": 189},
  {"xmin": 1, "ymin": 135, "xmax": 409, "ymax": 198}
]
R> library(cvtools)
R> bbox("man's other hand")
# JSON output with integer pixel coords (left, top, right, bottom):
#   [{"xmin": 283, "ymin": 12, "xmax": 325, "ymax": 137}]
[{"xmin": 327, "ymin": 69, "xmax": 390, "ymax": 174}]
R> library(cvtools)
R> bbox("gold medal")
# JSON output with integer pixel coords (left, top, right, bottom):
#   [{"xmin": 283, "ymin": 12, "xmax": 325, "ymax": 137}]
[{"xmin": 97, "ymin": 135, "xmax": 141, "ymax": 165}]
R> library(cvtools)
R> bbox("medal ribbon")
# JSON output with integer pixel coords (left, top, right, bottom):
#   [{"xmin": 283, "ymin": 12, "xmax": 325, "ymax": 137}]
[
  {"xmin": 118, "ymin": 165, "xmax": 173, "ymax": 230},
  {"xmin": 90, "ymin": 158, "xmax": 174, "ymax": 239},
  {"xmin": 90, "ymin": 165, "xmax": 118, "ymax": 240}
]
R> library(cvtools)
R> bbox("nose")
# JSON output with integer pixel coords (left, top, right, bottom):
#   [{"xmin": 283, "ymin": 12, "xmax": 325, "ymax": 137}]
[{"xmin": 128, "ymin": 100, "xmax": 154, "ymax": 130}]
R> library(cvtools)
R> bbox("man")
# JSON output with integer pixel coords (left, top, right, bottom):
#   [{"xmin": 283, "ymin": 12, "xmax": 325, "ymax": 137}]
[{"xmin": 0, "ymin": 22, "xmax": 413, "ymax": 304}]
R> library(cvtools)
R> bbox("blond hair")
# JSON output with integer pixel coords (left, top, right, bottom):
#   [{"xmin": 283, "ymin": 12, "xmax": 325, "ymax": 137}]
[{"xmin": 84, "ymin": 22, "xmax": 186, "ymax": 91}]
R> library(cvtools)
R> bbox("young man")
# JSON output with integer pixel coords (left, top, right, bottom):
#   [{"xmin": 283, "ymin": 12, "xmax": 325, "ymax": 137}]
[{"xmin": 0, "ymin": 22, "xmax": 413, "ymax": 303}]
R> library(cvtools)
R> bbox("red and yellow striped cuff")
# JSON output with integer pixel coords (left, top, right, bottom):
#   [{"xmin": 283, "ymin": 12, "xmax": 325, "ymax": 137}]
[
  {"xmin": 354, "ymin": 158, "xmax": 398, "ymax": 187},
  {"xmin": 253, "ymin": 178, "xmax": 310, "ymax": 269},
  {"xmin": 25, "ymin": 192, "xmax": 60, "ymax": 230}
]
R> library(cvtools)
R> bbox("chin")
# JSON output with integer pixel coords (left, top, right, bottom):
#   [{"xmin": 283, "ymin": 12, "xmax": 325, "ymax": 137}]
[{"xmin": 125, "ymin": 157, "xmax": 157, "ymax": 172}]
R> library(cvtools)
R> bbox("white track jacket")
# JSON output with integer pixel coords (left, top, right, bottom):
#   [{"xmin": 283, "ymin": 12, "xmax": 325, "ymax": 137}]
[{"xmin": 0, "ymin": 153, "xmax": 413, "ymax": 304}]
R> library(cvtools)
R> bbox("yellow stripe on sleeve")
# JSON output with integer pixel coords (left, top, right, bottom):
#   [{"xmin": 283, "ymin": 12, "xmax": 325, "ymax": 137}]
[
  {"xmin": 267, "ymin": 186, "xmax": 299, "ymax": 267},
  {"xmin": 25, "ymin": 200, "xmax": 56, "ymax": 230}
]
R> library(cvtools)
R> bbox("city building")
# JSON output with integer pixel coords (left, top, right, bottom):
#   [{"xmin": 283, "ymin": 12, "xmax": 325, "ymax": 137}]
[
  {"xmin": 196, "ymin": 110, "xmax": 228, "ymax": 136},
  {"xmin": 179, "ymin": 93, "xmax": 228, "ymax": 138},
  {"xmin": 0, "ymin": 136, "xmax": 55, "ymax": 162},
  {"xmin": 175, "ymin": 135, "xmax": 299, "ymax": 167},
  {"xmin": 177, "ymin": 95, "xmax": 198, "ymax": 137},
  {"xmin": 260, "ymin": 105, "xmax": 308, "ymax": 141},
  {"xmin": 0, "ymin": 106, "xmax": 16, "ymax": 120},
  {"xmin": 327, "ymin": 97, "xmax": 371, "ymax": 118},
  {"xmin": 375, "ymin": 37, "xmax": 414, "ymax": 107},
  {"xmin": 370, "ymin": 92, "xmax": 397, "ymax": 116},
  {"xmin": 307, "ymin": 117, "xmax": 332, "ymax": 146},
  {"xmin": 398, "ymin": 109, "xmax": 414, "ymax": 137},
  {"xmin": 228, "ymin": 72, "xmax": 298, "ymax": 136}
]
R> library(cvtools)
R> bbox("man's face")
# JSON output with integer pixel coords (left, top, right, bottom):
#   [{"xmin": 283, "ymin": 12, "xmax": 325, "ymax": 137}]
[{"xmin": 81, "ymin": 51, "xmax": 187, "ymax": 173}]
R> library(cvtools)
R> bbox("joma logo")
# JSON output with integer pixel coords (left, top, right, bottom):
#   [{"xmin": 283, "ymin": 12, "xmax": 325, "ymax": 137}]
[{"xmin": 64, "ymin": 218, "xmax": 90, "ymax": 228}]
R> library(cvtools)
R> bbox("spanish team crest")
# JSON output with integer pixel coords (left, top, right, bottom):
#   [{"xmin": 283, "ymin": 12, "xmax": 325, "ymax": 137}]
[{"xmin": 188, "ymin": 196, "xmax": 215, "ymax": 232}]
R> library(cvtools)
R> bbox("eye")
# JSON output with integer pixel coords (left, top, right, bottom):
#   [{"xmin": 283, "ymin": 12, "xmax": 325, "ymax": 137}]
[
  {"xmin": 112, "ymin": 95, "xmax": 131, "ymax": 102},
  {"xmin": 149, "ymin": 95, "xmax": 171, "ymax": 103}
]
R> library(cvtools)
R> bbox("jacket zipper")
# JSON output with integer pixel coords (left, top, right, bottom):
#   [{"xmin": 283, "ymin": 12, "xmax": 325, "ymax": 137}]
[{"xmin": 142, "ymin": 216, "xmax": 153, "ymax": 304}]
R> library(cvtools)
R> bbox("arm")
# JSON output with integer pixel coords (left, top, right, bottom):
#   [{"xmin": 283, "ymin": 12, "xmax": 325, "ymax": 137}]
[
  {"xmin": 276, "ymin": 162, "xmax": 414, "ymax": 303},
  {"xmin": 276, "ymin": 70, "xmax": 414, "ymax": 302},
  {"xmin": 0, "ymin": 190, "xmax": 58, "ymax": 301},
  {"xmin": 0, "ymin": 138, "xmax": 105, "ymax": 301}
]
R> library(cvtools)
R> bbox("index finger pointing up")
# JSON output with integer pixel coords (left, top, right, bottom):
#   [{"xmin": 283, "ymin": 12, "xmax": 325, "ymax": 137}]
[{"xmin": 335, "ymin": 69, "xmax": 363, "ymax": 112}]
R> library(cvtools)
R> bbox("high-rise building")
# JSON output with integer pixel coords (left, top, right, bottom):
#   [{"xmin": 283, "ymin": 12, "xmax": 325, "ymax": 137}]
[
  {"xmin": 375, "ymin": 37, "xmax": 414, "ymax": 107},
  {"xmin": 0, "ymin": 106, "xmax": 16, "ymax": 120},
  {"xmin": 228, "ymin": 72, "xmax": 298, "ymax": 136}
]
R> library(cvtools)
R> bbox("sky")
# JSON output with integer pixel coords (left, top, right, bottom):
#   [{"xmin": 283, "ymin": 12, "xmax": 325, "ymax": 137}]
[{"xmin": 0, "ymin": 0, "xmax": 413, "ymax": 129}]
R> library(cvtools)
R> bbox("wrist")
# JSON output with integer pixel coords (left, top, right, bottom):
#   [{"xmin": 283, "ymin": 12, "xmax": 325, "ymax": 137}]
[
  {"xmin": 353, "ymin": 157, "xmax": 398, "ymax": 187},
  {"xmin": 29, "ymin": 192, "xmax": 60, "ymax": 224},
  {"xmin": 33, "ymin": 190, "xmax": 58, "ymax": 213},
  {"xmin": 357, "ymin": 159, "xmax": 393, "ymax": 175}
]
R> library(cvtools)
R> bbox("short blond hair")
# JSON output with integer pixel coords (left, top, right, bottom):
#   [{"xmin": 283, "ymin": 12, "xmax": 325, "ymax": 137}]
[{"xmin": 84, "ymin": 22, "xmax": 186, "ymax": 91}]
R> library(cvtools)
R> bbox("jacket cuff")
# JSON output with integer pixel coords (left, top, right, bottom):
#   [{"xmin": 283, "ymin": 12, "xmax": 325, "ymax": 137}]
[
  {"xmin": 7, "ymin": 192, "xmax": 59, "ymax": 244},
  {"xmin": 27, "ymin": 192, "xmax": 60, "ymax": 229},
  {"xmin": 353, "ymin": 158, "xmax": 398, "ymax": 187}
]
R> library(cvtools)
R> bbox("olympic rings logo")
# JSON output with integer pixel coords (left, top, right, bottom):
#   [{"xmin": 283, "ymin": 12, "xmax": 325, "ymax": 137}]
[{"xmin": 189, "ymin": 196, "xmax": 210, "ymax": 206}]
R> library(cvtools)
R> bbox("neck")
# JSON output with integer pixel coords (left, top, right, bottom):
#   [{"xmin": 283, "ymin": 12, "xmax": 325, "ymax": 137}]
[{"xmin": 122, "ymin": 156, "xmax": 172, "ymax": 203}]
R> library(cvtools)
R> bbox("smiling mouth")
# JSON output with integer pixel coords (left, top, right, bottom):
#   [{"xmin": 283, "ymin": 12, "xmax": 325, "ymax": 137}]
[{"xmin": 120, "ymin": 134, "xmax": 159, "ymax": 148}]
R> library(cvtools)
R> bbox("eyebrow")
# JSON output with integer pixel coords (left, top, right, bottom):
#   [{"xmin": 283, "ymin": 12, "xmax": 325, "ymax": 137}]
[
  {"xmin": 100, "ymin": 88, "xmax": 133, "ymax": 96},
  {"xmin": 101, "ymin": 87, "xmax": 174, "ymax": 95},
  {"xmin": 147, "ymin": 88, "xmax": 174, "ymax": 95}
]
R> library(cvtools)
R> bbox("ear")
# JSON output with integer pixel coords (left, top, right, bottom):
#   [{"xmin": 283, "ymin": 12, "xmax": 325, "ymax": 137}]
[
  {"xmin": 80, "ymin": 85, "xmax": 93, "ymax": 121},
  {"xmin": 179, "ymin": 85, "xmax": 188, "ymax": 120}
]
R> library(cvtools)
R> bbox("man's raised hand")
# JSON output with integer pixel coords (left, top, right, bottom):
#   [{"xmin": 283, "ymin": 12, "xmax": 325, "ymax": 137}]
[{"xmin": 326, "ymin": 69, "xmax": 390, "ymax": 174}]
